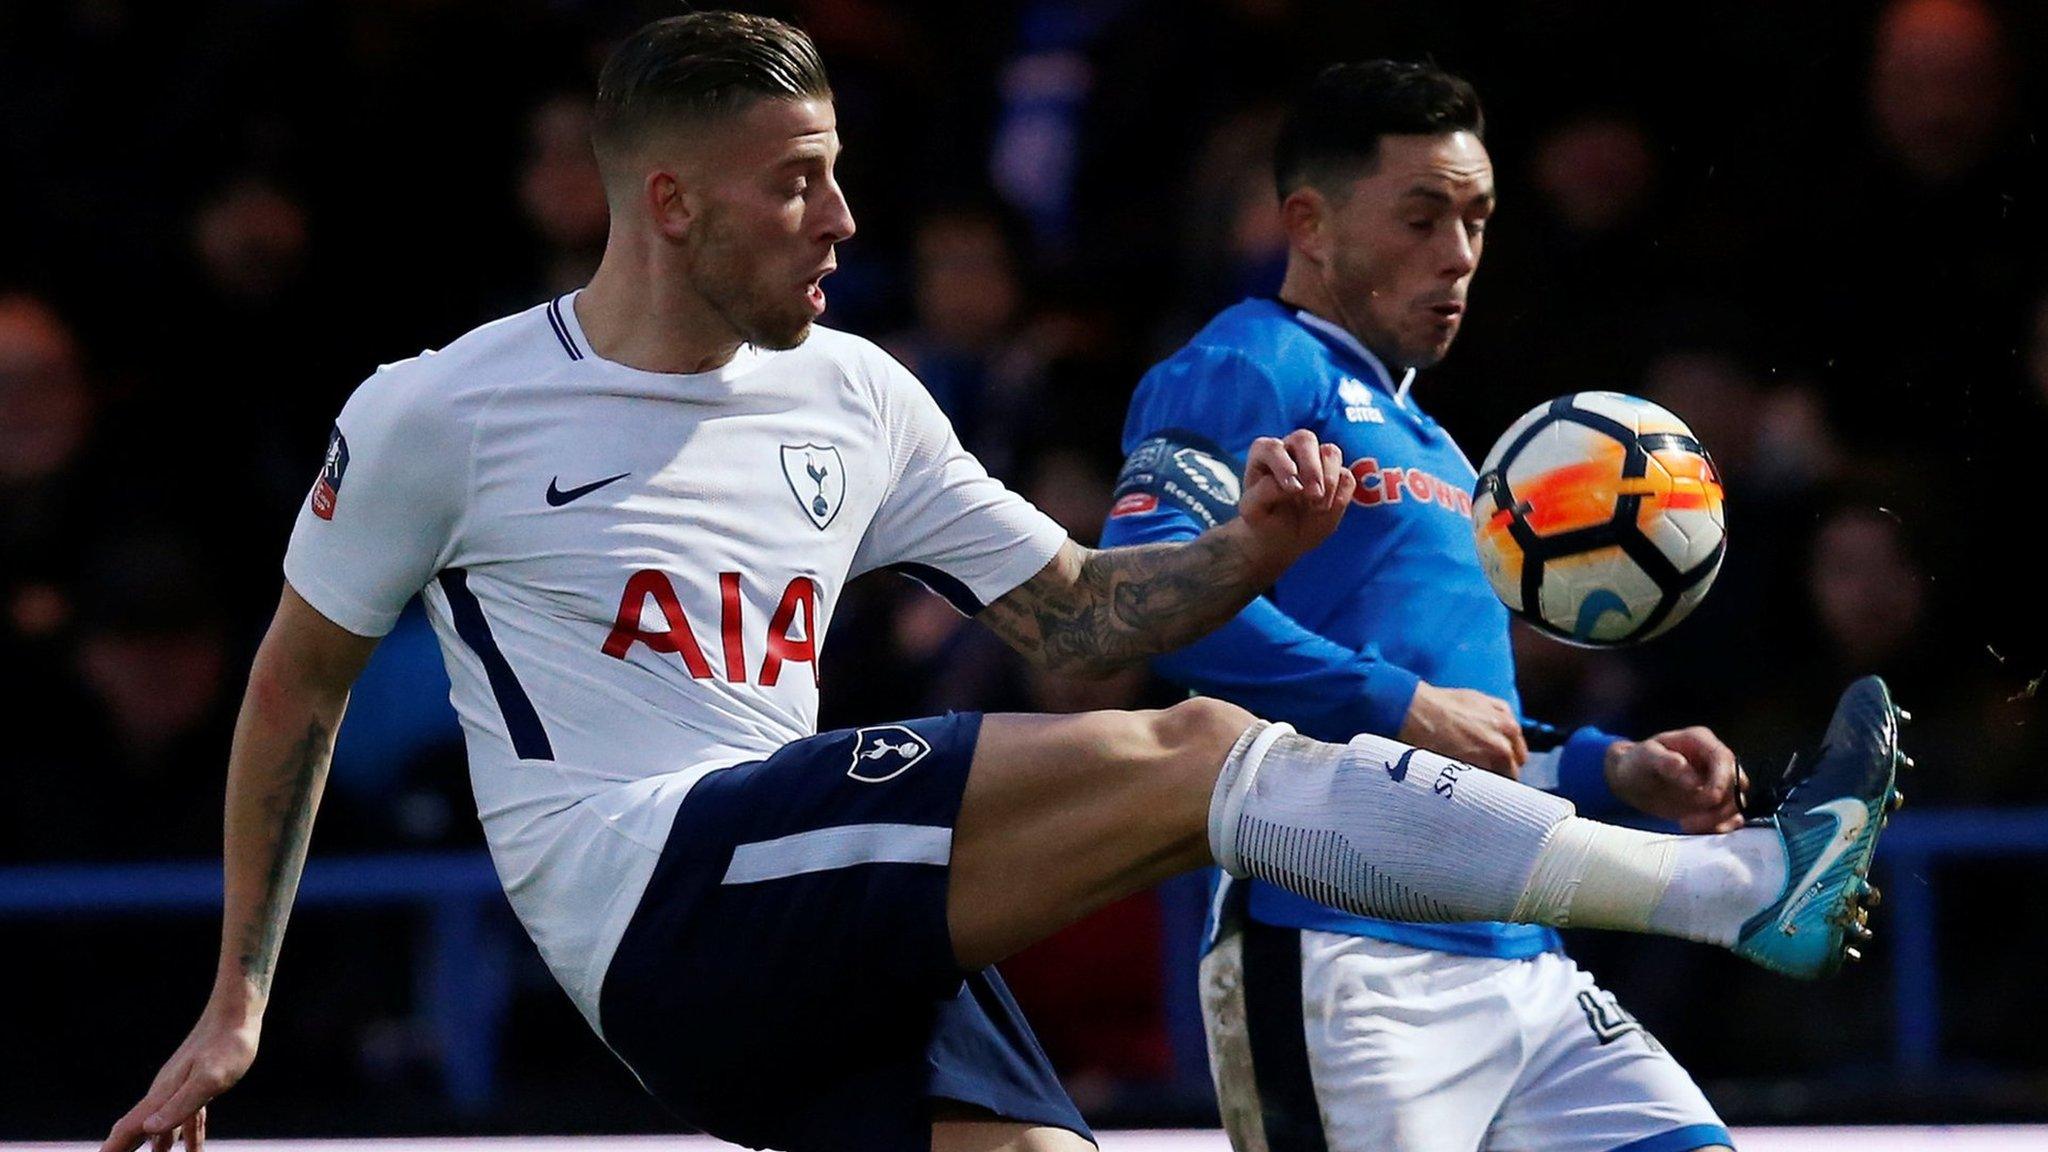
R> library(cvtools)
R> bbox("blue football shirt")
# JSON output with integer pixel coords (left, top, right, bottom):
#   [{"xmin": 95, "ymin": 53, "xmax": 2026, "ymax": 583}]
[{"xmin": 1103, "ymin": 297, "xmax": 1623, "ymax": 957}]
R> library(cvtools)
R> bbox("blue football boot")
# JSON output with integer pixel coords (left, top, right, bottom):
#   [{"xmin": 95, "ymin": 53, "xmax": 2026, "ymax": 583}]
[{"xmin": 1735, "ymin": 675, "xmax": 1910, "ymax": 979}]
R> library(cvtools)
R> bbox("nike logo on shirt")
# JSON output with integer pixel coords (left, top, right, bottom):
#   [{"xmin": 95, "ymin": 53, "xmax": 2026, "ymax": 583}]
[
  {"xmin": 546, "ymin": 472, "xmax": 631, "ymax": 506},
  {"xmin": 1776, "ymin": 796, "xmax": 1870, "ymax": 930}
]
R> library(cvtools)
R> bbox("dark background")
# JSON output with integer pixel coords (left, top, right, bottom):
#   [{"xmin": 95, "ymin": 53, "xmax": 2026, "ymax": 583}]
[{"xmin": 4, "ymin": 0, "xmax": 2046, "ymax": 1137}]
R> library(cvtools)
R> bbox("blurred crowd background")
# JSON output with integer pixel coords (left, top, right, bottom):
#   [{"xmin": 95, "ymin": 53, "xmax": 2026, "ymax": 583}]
[{"xmin": 5, "ymin": 0, "xmax": 2048, "ymax": 1138}]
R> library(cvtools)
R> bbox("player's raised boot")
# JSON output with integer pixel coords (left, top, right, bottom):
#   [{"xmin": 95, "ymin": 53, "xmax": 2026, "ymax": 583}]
[{"xmin": 1734, "ymin": 675, "xmax": 1906, "ymax": 979}]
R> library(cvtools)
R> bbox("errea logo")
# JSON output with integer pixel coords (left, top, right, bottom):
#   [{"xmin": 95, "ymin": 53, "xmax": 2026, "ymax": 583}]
[{"xmin": 1338, "ymin": 377, "xmax": 1384, "ymax": 424}]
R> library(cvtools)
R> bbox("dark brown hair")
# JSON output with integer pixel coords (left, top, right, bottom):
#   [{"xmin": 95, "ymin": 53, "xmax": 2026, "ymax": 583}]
[{"xmin": 592, "ymin": 11, "xmax": 831, "ymax": 158}]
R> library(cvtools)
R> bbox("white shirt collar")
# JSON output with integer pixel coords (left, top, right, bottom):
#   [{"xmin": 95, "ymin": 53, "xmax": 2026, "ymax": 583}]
[{"xmin": 1291, "ymin": 308, "xmax": 1417, "ymax": 409}]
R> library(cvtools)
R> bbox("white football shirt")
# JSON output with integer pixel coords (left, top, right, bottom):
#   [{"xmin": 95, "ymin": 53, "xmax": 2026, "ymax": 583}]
[{"xmin": 284, "ymin": 293, "xmax": 1069, "ymax": 1029}]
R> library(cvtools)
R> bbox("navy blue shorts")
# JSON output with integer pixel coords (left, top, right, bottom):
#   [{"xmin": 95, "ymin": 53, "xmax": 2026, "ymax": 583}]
[{"xmin": 598, "ymin": 713, "xmax": 1090, "ymax": 1151}]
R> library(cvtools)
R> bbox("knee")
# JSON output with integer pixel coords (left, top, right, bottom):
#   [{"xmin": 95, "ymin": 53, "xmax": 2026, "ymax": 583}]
[
  {"xmin": 1150, "ymin": 696, "xmax": 1258, "ymax": 763},
  {"xmin": 930, "ymin": 1119, "xmax": 1096, "ymax": 1152}
]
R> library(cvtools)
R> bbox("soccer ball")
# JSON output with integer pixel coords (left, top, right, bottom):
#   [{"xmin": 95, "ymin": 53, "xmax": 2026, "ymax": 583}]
[{"xmin": 1471, "ymin": 392, "xmax": 1726, "ymax": 646}]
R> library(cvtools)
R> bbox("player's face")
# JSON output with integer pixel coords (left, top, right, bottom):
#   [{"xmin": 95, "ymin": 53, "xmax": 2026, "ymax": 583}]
[
  {"xmin": 1319, "ymin": 131, "xmax": 1493, "ymax": 370},
  {"xmin": 685, "ymin": 97, "xmax": 854, "ymax": 350}
]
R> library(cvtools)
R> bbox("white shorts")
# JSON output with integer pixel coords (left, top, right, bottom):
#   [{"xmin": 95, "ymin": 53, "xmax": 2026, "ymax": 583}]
[{"xmin": 1200, "ymin": 921, "xmax": 1731, "ymax": 1152}]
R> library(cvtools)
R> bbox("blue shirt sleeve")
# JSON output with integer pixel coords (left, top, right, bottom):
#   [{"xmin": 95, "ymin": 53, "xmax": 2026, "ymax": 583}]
[
  {"xmin": 1553, "ymin": 725, "xmax": 1626, "ymax": 816},
  {"xmin": 1101, "ymin": 345, "xmax": 1422, "ymax": 743}
]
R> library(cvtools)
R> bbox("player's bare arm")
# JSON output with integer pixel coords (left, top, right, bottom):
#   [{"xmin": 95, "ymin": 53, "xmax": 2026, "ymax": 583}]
[
  {"xmin": 978, "ymin": 429, "xmax": 1356, "ymax": 678},
  {"xmin": 102, "ymin": 584, "xmax": 377, "ymax": 1152}
]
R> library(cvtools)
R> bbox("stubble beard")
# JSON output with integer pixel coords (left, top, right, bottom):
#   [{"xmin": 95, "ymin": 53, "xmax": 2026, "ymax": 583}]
[
  {"xmin": 689, "ymin": 211, "xmax": 815, "ymax": 352},
  {"xmin": 1330, "ymin": 258, "xmax": 1452, "ymax": 371},
  {"xmin": 720, "ymin": 278, "xmax": 814, "ymax": 350}
]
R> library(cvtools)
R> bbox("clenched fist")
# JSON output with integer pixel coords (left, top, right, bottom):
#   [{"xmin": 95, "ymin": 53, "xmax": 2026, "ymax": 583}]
[
  {"xmin": 1233, "ymin": 429, "xmax": 1357, "ymax": 580},
  {"xmin": 1399, "ymin": 682, "xmax": 1528, "ymax": 776},
  {"xmin": 1606, "ymin": 727, "xmax": 1746, "ymax": 833}
]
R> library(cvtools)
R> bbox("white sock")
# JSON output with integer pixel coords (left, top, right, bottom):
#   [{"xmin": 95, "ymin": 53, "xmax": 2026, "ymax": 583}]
[
  {"xmin": 1209, "ymin": 722, "xmax": 1791, "ymax": 944},
  {"xmin": 1209, "ymin": 725, "xmax": 1574, "ymax": 922},
  {"xmin": 1514, "ymin": 818, "xmax": 1788, "ymax": 946},
  {"xmin": 1652, "ymin": 827, "xmax": 1788, "ymax": 945}
]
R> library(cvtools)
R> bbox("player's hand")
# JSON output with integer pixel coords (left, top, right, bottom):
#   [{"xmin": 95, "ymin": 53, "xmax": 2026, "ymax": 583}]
[
  {"xmin": 1399, "ymin": 682, "xmax": 1527, "ymax": 776},
  {"xmin": 1235, "ymin": 430, "xmax": 1356, "ymax": 578},
  {"xmin": 1605, "ymin": 727, "xmax": 1746, "ymax": 833},
  {"xmin": 102, "ymin": 1005, "xmax": 260, "ymax": 1152}
]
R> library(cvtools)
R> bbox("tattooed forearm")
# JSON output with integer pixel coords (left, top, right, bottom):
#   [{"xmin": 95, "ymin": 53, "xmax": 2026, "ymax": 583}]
[
  {"xmin": 979, "ymin": 531, "xmax": 1269, "ymax": 678},
  {"xmin": 235, "ymin": 719, "xmax": 330, "ymax": 996}
]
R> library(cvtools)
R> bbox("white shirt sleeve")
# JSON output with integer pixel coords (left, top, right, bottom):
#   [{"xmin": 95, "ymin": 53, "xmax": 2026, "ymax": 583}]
[
  {"xmin": 282, "ymin": 365, "xmax": 467, "ymax": 637},
  {"xmin": 849, "ymin": 347, "xmax": 1068, "ymax": 613}
]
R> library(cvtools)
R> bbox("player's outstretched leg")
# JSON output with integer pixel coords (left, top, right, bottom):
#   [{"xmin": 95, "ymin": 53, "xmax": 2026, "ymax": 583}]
[
  {"xmin": 931, "ymin": 1107, "xmax": 1095, "ymax": 1152},
  {"xmin": 949, "ymin": 679, "xmax": 1903, "ymax": 981},
  {"xmin": 1505, "ymin": 675, "xmax": 1905, "ymax": 978},
  {"xmin": 948, "ymin": 698, "xmax": 1257, "ymax": 967},
  {"xmin": 949, "ymin": 695, "xmax": 1586, "ymax": 967}
]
